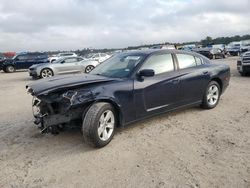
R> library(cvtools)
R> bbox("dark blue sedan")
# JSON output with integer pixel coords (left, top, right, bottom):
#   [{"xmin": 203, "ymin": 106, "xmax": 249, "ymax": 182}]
[{"xmin": 27, "ymin": 49, "xmax": 230, "ymax": 147}]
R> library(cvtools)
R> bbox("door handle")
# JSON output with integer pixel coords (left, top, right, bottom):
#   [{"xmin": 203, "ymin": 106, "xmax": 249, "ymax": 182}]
[{"xmin": 203, "ymin": 71, "xmax": 208, "ymax": 75}]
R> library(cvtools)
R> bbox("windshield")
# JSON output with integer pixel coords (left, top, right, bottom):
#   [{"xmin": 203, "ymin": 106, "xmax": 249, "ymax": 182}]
[
  {"xmin": 90, "ymin": 53, "xmax": 145, "ymax": 78},
  {"xmin": 85, "ymin": 53, "xmax": 94, "ymax": 58},
  {"xmin": 52, "ymin": 58, "xmax": 64, "ymax": 63}
]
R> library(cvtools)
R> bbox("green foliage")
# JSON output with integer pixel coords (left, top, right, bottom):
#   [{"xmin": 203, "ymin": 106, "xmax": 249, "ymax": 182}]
[{"xmin": 200, "ymin": 34, "xmax": 250, "ymax": 46}]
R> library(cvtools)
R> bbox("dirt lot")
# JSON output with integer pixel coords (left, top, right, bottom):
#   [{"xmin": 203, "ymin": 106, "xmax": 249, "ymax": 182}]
[{"xmin": 0, "ymin": 57, "xmax": 249, "ymax": 188}]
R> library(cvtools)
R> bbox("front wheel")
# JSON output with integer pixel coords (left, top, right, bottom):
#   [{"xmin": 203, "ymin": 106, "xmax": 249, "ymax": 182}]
[
  {"xmin": 201, "ymin": 81, "xmax": 221, "ymax": 109},
  {"xmin": 40, "ymin": 68, "xmax": 53, "ymax": 78},
  {"xmin": 82, "ymin": 102, "xmax": 116, "ymax": 148},
  {"xmin": 5, "ymin": 65, "xmax": 15, "ymax": 73},
  {"xmin": 85, "ymin": 65, "xmax": 95, "ymax": 73}
]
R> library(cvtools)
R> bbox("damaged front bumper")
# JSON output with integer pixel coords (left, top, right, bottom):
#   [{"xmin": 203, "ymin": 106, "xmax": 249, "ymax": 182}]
[
  {"xmin": 34, "ymin": 108, "xmax": 83, "ymax": 133},
  {"xmin": 30, "ymin": 89, "xmax": 94, "ymax": 134}
]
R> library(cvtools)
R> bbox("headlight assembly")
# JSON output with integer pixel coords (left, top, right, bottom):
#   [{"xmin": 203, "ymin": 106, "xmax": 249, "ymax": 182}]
[{"xmin": 62, "ymin": 90, "xmax": 93, "ymax": 105}]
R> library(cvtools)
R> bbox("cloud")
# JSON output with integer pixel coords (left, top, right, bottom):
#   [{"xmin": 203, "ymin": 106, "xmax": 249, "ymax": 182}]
[{"xmin": 0, "ymin": 0, "xmax": 249, "ymax": 51}]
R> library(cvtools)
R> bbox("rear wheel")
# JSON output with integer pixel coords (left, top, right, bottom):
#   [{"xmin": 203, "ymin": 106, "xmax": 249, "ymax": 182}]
[
  {"xmin": 40, "ymin": 68, "xmax": 53, "ymax": 78},
  {"xmin": 82, "ymin": 102, "xmax": 116, "ymax": 148},
  {"xmin": 201, "ymin": 81, "xmax": 220, "ymax": 109},
  {"xmin": 85, "ymin": 65, "xmax": 95, "ymax": 73},
  {"xmin": 240, "ymin": 71, "xmax": 247, "ymax": 76},
  {"xmin": 5, "ymin": 65, "xmax": 15, "ymax": 73}
]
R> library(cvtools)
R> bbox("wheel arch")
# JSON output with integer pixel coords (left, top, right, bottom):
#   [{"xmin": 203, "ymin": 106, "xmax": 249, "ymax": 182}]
[
  {"xmin": 210, "ymin": 77, "xmax": 223, "ymax": 91},
  {"xmin": 83, "ymin": 98, "xmax": 123, "ymax": 128}
]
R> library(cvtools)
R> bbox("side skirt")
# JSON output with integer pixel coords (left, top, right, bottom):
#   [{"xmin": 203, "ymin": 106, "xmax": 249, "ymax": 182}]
[{"xmin": 123, "ymin": 100, "xmax": 202, "ymax": 127}]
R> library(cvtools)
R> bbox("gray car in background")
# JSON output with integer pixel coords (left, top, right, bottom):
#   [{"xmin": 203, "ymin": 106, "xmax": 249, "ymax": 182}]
[{"xmin": 29, "ymin": 56, "xmax": 84, "ymax": 78}]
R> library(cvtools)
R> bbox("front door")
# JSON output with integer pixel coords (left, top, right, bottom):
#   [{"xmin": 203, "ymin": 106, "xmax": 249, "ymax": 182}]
[
  {"xmin": 14, "ymin": 54, "xmax": 30, "ymax": 69},
  {"xmin": 133, "ymin": 53, "xmax": 180, "ymax": 118},
  {"xmin": 56, "ymin": 57, "xmax": 81, "ymax": 74}
]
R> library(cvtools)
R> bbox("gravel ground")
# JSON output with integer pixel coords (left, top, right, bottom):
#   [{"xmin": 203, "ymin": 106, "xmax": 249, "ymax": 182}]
[{"xmin": 0, "ymin": 57, "xmax": 249, "ymax": 188}]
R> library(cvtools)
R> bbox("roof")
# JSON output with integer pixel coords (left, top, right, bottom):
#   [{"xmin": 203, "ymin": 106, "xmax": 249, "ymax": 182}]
[{"xmin": 120, "ymin": 49, "xmax": 190, "ymax": 56}]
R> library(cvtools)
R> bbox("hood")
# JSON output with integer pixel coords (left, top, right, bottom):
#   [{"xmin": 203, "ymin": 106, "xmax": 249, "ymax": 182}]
[
  {"xmin": 2, "ymin": 58, "xmax": 13, "ymax": 64},
  {"xmin": 26, "ymin": 74, "xmax": 116, "ymax": 96},
  {"xmin": 30, "ymin": 63, "xmax": 50, "ymax": 69}
]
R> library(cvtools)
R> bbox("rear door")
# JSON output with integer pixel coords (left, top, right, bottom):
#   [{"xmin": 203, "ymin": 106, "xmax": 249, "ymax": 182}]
[
  {"xmin": 175, "ymin": 53, "xmax": 210, "ymax": 105},
  {"xmin": 134, "ymin": 53, "xmax": 180, "ymax": 118}
]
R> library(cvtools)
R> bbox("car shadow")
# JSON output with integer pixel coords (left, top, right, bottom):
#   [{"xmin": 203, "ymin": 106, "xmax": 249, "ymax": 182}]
[{"xmin": 116, "ymin": 106, "xmax": 201, "ymax": 133}]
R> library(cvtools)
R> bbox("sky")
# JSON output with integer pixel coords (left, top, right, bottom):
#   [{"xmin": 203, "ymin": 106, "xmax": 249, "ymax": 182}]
[{"xmin": 0, "ymin": 0, "xmax": 249, "ymax": 52}]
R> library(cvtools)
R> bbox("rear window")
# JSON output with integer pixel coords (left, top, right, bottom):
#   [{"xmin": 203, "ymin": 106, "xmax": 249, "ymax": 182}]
[{"xmin": 176, "ymin": 54, "xmax": 196, "ymax": 69}]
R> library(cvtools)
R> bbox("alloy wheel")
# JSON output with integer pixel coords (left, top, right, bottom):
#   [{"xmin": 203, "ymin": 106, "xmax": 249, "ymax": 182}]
[
  {"xmin": 207, "ymin": 84, "xmax": 219, "ymax": 106},
  {"xmin": 98, "ymin": 110, "xmax": 115, "ymax": 141},
  {"xmin": 85, "ymin": 65, "xmax": 94, "ymax": 73},
  {"xmin": 41, "ymin": 69, "xmax": 53, "ymax": 78},
  {"xmin": 7, "ymin": 66, "xmax": 15, "ymax": 73}
]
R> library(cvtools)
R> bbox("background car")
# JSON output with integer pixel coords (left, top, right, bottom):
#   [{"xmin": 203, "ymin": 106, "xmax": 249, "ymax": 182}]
[
  {"xmin": 0, "ymin": 53, "xmax": 6, "ymax": 71},
  {"xmin": 226, "ymin": 43, "xmax": 241, "ymax": 56},
  {"xmin": 29, "ymin": 56, "xmax": 84, "ymax": 78},
  {"xmin": 79, "ymin": 59, "xmax": 100, "ymax": 73},
  {"xmin": 194, "ymin": 48, "xmax": 225, "ymax": 59},
  {"xmin": 83, "ymin": 53, "xmax": 111, "ymax": 63},
  {"xmin": 27, "ymin": 49, "xmax": 230, "ymax": 147},
  {"xmin": 241, "ymin": 40, "xmax": 250, "ymax": 53},
  {"xmin": 2, "ymin": 52, "xmax": 49, "ymax": 73},
  {"xmin": 48, "ymin": 52, "xmax": 78, "ymax": 63},
  {"xmin": 237, "ymin": 51, "xmax": 250, "ymax": 76}
]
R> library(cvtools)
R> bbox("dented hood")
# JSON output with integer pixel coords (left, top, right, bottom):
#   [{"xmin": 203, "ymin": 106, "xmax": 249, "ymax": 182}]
[{"xmin": 26, "ymin": 74, "xmax": 115, "ymax": 95}]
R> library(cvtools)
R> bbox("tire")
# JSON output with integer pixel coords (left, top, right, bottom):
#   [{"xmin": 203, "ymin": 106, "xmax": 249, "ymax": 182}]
[
  {"xmin": 85, "ymin": 65, "xmax": 95, "ymax": 73},
  {"xmin": 201, "ymin": 81, "xmax": 221, "ymax": 109},
  {"xmin": 5, "ymin": 65, "xmax": 15, "ymax": 73},
  {"xmin": 82, "ymin": 102, "xmax": 116, "ymax": 148},
  {"xmin": 240, "ymin": 71, "xmax": 247, "ymax": 76},
  {"xmin": 40, "ymin": 68, "xmax": 53, "ymax": 78}
]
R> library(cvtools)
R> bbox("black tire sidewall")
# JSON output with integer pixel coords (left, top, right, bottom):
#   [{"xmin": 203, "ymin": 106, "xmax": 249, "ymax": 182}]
[
  {"xmin": 85, "ymin": 65, "xmax": 94, "ymax": 73},
  {"xmin": 82, "ymin": 103, "xmax": 116, "ymax": 147},
  {"xmin": 6, "ymin": 65, "xmax": 15, "ymax": 73}
]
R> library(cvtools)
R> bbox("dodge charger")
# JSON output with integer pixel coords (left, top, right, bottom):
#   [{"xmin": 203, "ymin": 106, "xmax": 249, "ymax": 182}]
[{"xmin": 26, "ymin": 50, "xmax": 230, "ymax": 148}]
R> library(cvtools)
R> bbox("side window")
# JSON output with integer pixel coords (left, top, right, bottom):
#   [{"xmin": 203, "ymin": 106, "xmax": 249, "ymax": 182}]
[
  {"xmin": 16, "ymin": 55, "xmax": 28, "ymax": 60},
  {"xmin": 140, "ymin": 54, "xmax": 174, "ymax": 75},
  {"xmin": 195, "ymin": 56, "xmax": 203, "ymax": 66},
  {"xmin": 28, "ymin": 54, "xmax": 38, "ymax": 59},
  {"xmin": 176, "ymin": 54, "xmax": 196, "ymax": 69},
  {"xmin": 64, "ymin": 58, "xmax": 77, "ymax": 63}
]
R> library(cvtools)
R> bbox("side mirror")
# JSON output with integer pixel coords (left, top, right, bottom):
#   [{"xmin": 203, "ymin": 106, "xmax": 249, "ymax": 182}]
[
  {"xmin": 137, "ymin": 69, "xmax": 155, "ymax": 77},
  {"xmin": 61, "ymin": 60, "xmax": 65, "ymax": 64}
]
